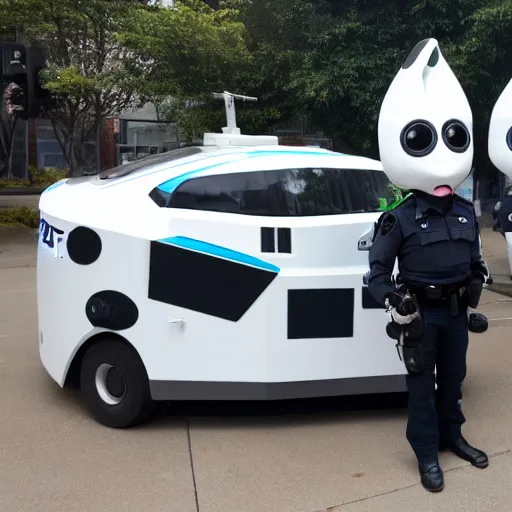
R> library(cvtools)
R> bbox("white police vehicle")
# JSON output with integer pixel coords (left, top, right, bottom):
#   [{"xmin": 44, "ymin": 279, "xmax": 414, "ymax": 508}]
[{"xmin": 37, "ymin": 92, "xmax": 405, "ymax": 428}]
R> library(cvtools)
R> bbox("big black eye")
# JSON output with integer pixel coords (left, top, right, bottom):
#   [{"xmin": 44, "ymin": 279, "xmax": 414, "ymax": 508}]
[
  {"xmin": 442, "ymin": 120, "xmax": 470, "ymax": 153},
  {"xmin": 506, "ymin": 127, "xmax": 512, "ymax": 151},
  {"xmin": 400, "ymin": 120, "xmax": 437, "ymax": 157}
]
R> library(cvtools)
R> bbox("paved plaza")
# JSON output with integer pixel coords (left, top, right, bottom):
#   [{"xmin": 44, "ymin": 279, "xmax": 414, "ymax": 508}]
[{"xmin": 0, "ymin": 226, "xmax": 511, "ymax": 512}]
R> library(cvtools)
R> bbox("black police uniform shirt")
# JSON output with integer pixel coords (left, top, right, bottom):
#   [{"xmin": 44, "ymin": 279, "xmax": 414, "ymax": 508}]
[{"xmin": 367, "ymin": 192, "xmax": 487, "ymax": 306}]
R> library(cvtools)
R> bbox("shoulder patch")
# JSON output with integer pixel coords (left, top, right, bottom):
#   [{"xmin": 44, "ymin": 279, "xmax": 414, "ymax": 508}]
[{"xmin": 373, "ymin": 212, "xmax": 397, "ymax": 241}]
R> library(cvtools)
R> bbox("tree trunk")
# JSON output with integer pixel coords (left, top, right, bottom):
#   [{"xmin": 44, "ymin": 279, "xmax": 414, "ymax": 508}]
[
  {"xmin": 0, "ymin": 108, "xmax": 19, "ymax": 180},
  {"xmin": 51, "ymin": 113, "xmax": 99, "ymax": 177}
]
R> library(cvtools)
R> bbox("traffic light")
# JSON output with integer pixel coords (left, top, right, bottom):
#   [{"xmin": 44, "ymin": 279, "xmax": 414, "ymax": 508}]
[{"xmin": 1, "ymin": 41, "xmax": 47, "ymax": 120}]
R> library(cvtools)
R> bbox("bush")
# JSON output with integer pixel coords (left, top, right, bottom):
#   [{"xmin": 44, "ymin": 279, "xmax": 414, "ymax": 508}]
[
  {"xmin": 0, "ymin": 178, "xmax": 31, "ymax": 188},
  {"xmin": 0, "ymin": 206, "xmax": 40, "ymax": 228},
  {"xmin": 29, "ymin": 167, "xmax": 69, "ymax": 187},
  {"xmin": 0, "ymin": 167, "xmax": 69, "ymax": 189}
]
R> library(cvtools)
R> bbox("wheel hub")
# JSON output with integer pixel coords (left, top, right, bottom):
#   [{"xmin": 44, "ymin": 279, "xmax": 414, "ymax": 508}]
[
  {"xmin": 106, "ymin": 367, "xmax": 125, "ymax": 398},
  {"xmin": 95, "ymin": 363, "xmax": 126, "ymax": 405}
]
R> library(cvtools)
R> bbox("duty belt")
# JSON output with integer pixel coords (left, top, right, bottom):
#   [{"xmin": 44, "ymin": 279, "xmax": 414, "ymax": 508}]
[{"xmin": 401, "ymin": 281, "xmax": 468, "ymax": 316}]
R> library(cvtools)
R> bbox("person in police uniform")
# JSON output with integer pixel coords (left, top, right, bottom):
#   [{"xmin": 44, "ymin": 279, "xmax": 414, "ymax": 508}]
[
  {"xmin": 367, "ymin": 38, "xmax": 489, "ymax": 492},
  {"xmin": 489, "ymin": 79, "xmax": 512, "ymax": 280}
]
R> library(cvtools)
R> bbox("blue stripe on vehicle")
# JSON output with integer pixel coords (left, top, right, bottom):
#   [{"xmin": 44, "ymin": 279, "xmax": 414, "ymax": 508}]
[
  {"xmin": 158, "ymin": 236, "xmax": 281, "ymax": 273},
  {"xmin": 106, "ymin": 152, "xmax": 248, "ymax": 188},
  {"xmin": 105, "ymin": 148, "xmax": 347, "ymax": 189},
  {"xmin": 157, "ymin": 159, "xmax": 248, "ymax": 193},
  {"xmin": 157, "ymin": 150, "xmax": 345, "ymax": 194},
  {"xmin": 43, "ymin": 179, "xmax": 68, "ymax": 194}
]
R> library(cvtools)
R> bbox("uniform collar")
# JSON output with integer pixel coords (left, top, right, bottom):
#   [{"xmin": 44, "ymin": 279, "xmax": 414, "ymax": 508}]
[{"xmin": 413, "ymin": 191, "xmax": 453, "ymax": 220}]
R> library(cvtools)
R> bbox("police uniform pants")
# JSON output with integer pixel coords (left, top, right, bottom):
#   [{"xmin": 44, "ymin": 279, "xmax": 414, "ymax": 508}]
[{"xmin": 405, "ymin": 305, "xmax": 468, "ymax": 464}]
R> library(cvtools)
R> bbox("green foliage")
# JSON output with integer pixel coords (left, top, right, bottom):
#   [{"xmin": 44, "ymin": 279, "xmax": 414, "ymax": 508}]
[
  {"xmin": 29, "ymin": 167, "xmax": 69, "ymax": 186},
  {"xmin": 0, "ymin": 0, "xmax": 254, "ymax": 174},
  {"xmin": 1, "ymin": 0, "xmax": 511, "ymax": 184},
  {"xmin": 377, "ymin": 184, "xmax": 411, "ymax": 211},
  {"xmin": 0, "ymin": 0, "xmax": 151, "ymax": 113},
  {"xmin": 119, "ymin": 0, "xmax": 251, "ymax": 99},
  {"xmin": 0, "ymin": 206, "xmax": 40, "ymax": 228},
  {"xmin": 0, "ymin": 0, "xmax": 156, "ymax": 175},
  {"xmin": 0, "ymin": 179, "xmax": 31, "ymax": 189},
  {"xmin": 158, "ymin": 96, "xmax": 283, "ymax": 140},
  {"xmin": 0, "ymin": 168, "xmax": 68, "ymax": 188}
]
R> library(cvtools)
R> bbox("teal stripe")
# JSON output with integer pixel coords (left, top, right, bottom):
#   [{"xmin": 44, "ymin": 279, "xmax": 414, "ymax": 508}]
[
  {"xmin": 158, "ymin": 236, "xmax": 280, "ymax": 273},
  {"xmin": 43, "ymin": 179, "xmax": 68, "ymax": 194}
]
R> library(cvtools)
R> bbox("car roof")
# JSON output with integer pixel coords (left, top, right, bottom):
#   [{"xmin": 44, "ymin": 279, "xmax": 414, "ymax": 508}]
[{"xmin": 96, "ymin": 145, "xmax": 383, "ymax": 186}]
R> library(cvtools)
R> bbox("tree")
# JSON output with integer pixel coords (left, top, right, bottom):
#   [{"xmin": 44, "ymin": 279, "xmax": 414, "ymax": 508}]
[
  {"xmin": 0, "ymin": 0, "xmax": 159, "ymax": 175},
  {"xmin": 0, "ymin": 99, "xmax": 19, "ymax": 180},
  {"xmin": 0, "ymin": 0, "xmax": 249, "ymax": 175},
  {"xmin": 281, "ymin": 0, "xmax": 488, "ymax": 156},
  {"xmin": 221, "ymin": 0, "xmax": 502, "ymax": 166},
  {"xmin": 446, "ymin": 0, "xmax": 512, "ymax": 187},
  {"xmin": 120, "ymin": 0, "xmax": 253, "ymax": 138},
  {"xmin": 150, "ymin": 0, "xmax": 328, "ymax": 139}
]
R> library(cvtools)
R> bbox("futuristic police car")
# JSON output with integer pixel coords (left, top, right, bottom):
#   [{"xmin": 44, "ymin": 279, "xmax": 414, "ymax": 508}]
[{"xmin": 37, "ymin": 92, "xmax": 407, "ymax": 428}]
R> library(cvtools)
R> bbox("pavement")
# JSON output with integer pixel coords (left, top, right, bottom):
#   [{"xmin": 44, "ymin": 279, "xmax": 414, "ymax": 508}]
[
  {"xmin": 0, "ymin": 194, "xmax": 40, "ymax": 209},
  {"xmin": 1, "ymin": 226, "xmax": 512, "ymax": 512}
]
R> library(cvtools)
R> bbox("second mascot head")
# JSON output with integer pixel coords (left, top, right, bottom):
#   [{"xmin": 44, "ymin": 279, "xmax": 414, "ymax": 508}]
[{"xmin": 378, "ymin": 38, "xmax": 473, "ymax": 197}]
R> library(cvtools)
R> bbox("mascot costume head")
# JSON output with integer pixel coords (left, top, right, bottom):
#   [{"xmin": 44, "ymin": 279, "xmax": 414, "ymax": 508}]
[
  {"xmin": 489, "ymin": 79, "xmax": 512, "ymax": 181},
  {"xmin": 378, "ymin": 38, "xmax": 473, "ymax": 196}
]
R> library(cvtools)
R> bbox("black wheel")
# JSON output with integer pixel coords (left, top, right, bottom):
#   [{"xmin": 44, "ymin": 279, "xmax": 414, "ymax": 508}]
[{"xmin": 80, "ymin": 338, "xmax": 155, "ymax": 428}]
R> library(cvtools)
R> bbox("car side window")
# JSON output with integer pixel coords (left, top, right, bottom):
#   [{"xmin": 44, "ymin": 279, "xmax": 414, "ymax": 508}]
[{"xmin": 151, "ymin": 168, "xmax": 391, "ymax": 216}]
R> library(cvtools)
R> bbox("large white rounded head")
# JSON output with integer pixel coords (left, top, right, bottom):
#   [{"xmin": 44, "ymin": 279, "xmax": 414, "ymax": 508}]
[
  {"xmin": 489, "ymin": 79, "xmax": 512, "ymax": 179},
  {"xmin": 378, "ymin": 38, "xmax": 474, "ymax": 196}
]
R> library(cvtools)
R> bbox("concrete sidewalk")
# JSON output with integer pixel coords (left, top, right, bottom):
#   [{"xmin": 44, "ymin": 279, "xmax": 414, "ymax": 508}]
[
  {"xmin": 0, "ymin": 227, "xmax": 511, "ymax": 512},
  {"xmin": 0, "ymin": 194, "xmax": 40, "ymax": 209},
  {"xmin": 481, "ymin": 228, "xmax": 512, "ymax": 299}
]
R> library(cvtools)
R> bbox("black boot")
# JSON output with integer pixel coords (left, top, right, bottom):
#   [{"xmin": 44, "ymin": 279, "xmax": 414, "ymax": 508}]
[
  {"xmin": 419, "ymin": 461, "xmax": 444, "ymax": 492},
  {"xmin": 449, "ymin": 437, "xmax": 489, "ymax": 469}
]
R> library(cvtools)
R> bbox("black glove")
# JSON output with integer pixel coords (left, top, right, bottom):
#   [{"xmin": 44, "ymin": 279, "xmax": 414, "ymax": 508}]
[
  {"xmin": 467, "ymin": 278, "xmax": 484, "ymax": 309},
  {"xmin": 385, "ymin": 292, "xmax": 418, "ymax": 315},
  {"xmin": 468, "ymin": 312, "xmax": 488, "ymax": 333},
  {"xmin": 397, "ymin": 295, "xmax": 418, "ymax": 316},
  {"xmin": 384, "ymin": 292, "xmax": 403, "ymax": 308},
  {"xmin": 470, "ymin": 272, "xmax": 486, "ymax": 284}
]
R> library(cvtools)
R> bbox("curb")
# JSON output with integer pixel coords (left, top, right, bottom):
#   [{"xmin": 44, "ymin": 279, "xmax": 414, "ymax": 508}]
[
  {"xmin": 487, "ymin": 284, "xmax": 512, "ymax": 299},
  {"xmin": 0, "ymin": 187, "xmax": 45, "ymax": 196}
]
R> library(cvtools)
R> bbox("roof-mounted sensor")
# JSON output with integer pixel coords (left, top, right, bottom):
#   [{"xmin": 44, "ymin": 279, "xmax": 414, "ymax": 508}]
[{"xmin": 203, "ymin": 91, "xmax": 279, "ymax": 147}]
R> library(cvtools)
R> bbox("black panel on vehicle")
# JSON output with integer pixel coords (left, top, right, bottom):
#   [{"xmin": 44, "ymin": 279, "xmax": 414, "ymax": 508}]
[
  {"xmin": 85, "ymin": 290, "xmax": 139, "ymax": 330},
  {"xmin": 261, "ymin": 227, "xmax": 275, "ymax": 253},
  {"xmin": 362, "ymin": 287, "xmax": 385, "ymax": 309},
  {"xmin": 148, "ymin": 241, "xmax": 278, "ymax": 321},
  {"xmin": 288, "ymin": 288, "xmax": 354, "ymax": 339},
  {"xmin": 67, "ymin": 226, "xmax": 102, "ymax": 265},
  {"xmin": 277, "ymin": 227, "xmax": 292, "ymax": 253}
]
